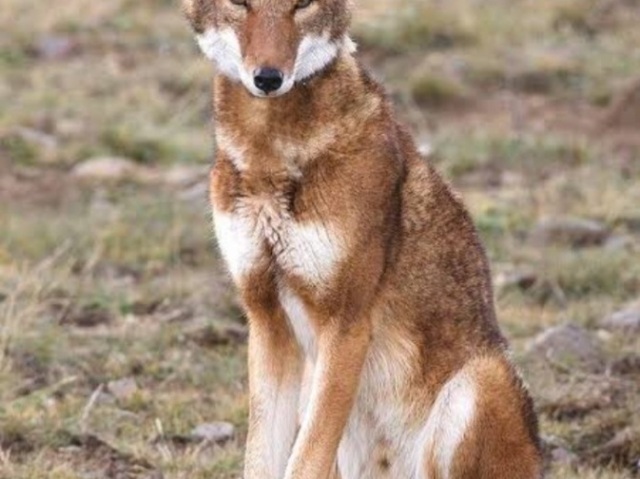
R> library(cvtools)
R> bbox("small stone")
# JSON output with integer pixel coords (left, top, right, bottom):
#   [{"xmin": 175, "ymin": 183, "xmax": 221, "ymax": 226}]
[
  {"xmin": 107, "ymin": 377, "xmax": 139, "ymax": 401},
  {"xmin": 551, "ymin": 446, "xmax": 579, "ymax": 465},
  {"xmin": 162, "ymin": 165, "xmax": 208, "ymax": 188},
  {"xmin": 596, "ymin": 329, "xmax": 614, "ymax": 342},
  {"xmin": 418, "ymin": 142, "xmax": 433, "ymax": 158},
  {"xmin": 179, "ymin": 181, "xmax": 208, "ymax": 203},
  {"xmin": 502, "ymin": 172, "xmax": 526, "ymax": 188},
  {"xmin": 156, "ymin": 306, "xmax": 194, "ymax": 323},
  {"xmin": 72, "ymin": 157, "xmax": 141, "ymax": 182},
  {"xmin": 600, "ymin": 302, "xmax": 640, "ymax": 333},
  {"xmin": 603, "ymin": 235, "xmax": 636, "ymax": 252},
  {"xmin": 530, "ymin": 217, "xmax": 610, "ymax": 248},
  {"xmin": 34, "ymin": 35, "xmax": 78, "ymax": 60},
  {"xmin": 56, "ymin": 119, "xmax": 86, "ymax": 138},
  {"xmin": 527, "ymin": 323, "xmax": 606, "ymax": 374},
  {"xmin": 495, "ymin": 269, "xmax": 538, "ymax": 294},
  {"xmin": 542, "ymin": 435, "xmax": 578, "ymax": 466},
  {"xmin": 190, "ymin": 422, "xmax": 235, "ymax": 444},
  {"xmin": 15, "ymin": 127, "xmax": 59, "ymax": 151}
]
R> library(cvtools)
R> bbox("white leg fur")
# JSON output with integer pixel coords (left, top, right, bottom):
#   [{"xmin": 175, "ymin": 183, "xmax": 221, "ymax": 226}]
[
  {"xmin": 279, "ymin": 286, "xmax": 317, "ymax": 357},
  {"xmin": 261, "ymin": 379, "xmax": 302, "ymax": 478},
  {"xmin": 337, "ymin": 322, "xmax": 420, "ymax": 479},
  {"xmin": 284, "ymin": 349, "xmax": 332, "ymax": 479},
  {"xmin": 338, "ymin": 401, "xmax": 378, "ymax": 479},
  {"xmin": 212, "ymin": 209, "xmax": 262, "ymax": 282},
  {"xmin": 415, "ymin": 368, "xmax": 477, "ymax": 479},
  {"xmin": 246, "ymin": 324, "xmax": 302, "ymax": 479}
]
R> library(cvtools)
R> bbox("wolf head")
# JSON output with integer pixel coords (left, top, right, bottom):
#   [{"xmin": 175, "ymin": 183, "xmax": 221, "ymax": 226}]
[{"xmin": 183, "ymin": 0, "xmax": 354, "ymax": 98}]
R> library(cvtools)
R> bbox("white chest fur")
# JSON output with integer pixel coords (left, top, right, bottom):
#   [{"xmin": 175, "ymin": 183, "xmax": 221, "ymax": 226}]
[
  {"xmin": 213, "ymin": 197, "xmax": 344, "ymax": 289},
  {"xmin": 214, "ymin": 198, "xmax": 339, "ymax": 358}
]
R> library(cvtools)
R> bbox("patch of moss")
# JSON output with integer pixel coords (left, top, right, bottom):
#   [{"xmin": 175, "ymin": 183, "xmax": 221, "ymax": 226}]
[
  {"xmin": 409, "ymin": 71, "xmax": 470, "ymax": 108},
  {"xmin": 355, "ymin": 4, "xmax": 477, "ymax": 53},
  {"xmin": 99, "ymin": 128, "xmax": 174, "ymax": 165},
  {"xmin": 0, "ymin": 133, "xmax": 39, "ymax": 166}
]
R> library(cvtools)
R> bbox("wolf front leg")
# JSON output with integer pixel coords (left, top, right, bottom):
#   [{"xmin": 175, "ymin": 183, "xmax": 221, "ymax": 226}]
[
  {"xmin": 284, "ymin": 319, "xmax": 371, "ymax": 479},
  {"xmin": 244, "ymin": 305, "xmax": 304, "ymax": 479}
]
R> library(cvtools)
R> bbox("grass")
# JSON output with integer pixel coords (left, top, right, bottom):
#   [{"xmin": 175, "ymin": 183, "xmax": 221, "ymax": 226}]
[
  {"xmin": 360, "ymin": 0, "xmax": 640, "ymax": 107},
  {"xmin": 1, "ymin": 0, "xmax": 640, "ymax": 477},
  {"xmin": 409, "ymin": 69, "xmax": 470, "ymax": 108},
  {"xmin": 432, "ymin": 131, "xmax": 594, "ymax": 179},
  {"xmin": 354, "ymin": 1, "xmax": 478, "ymax": 53}
]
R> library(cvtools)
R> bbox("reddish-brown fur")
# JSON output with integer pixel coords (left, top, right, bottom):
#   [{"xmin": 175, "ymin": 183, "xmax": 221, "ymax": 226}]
[{"xmin": 183, "ymin": 1, "xmax": 543, "ymax": 478}]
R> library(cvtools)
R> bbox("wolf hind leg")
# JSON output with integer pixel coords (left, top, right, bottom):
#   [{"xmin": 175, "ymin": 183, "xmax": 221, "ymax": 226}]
[{"xmin": 420, "ymin": 356, "xmax": 542, "ymax": 479}]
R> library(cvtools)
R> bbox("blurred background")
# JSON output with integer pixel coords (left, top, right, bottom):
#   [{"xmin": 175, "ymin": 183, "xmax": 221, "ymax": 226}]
[{"xmin": 1, "ymin": 0, "xmax": 639, "ymax": 477}]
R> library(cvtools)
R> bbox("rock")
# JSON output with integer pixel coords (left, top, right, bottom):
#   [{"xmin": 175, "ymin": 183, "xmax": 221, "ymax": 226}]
[
  {"xmin": 15, "ymin": 127, "xmax": 59, "ymax": 151},
  {"xmin": 603, "ymin": 235, "xmax": 636, "ymax": 252},
  {"xmin": 600, "ymin": 302, "xmax": 640, "ymax": 333},
  {"xmin": 155, "ymin": 305, "xmax": 194, "ymax": 323},
  {"xmin": 495, "ymin": 269, "xmax": 538, "ymax": 294},
  {"xmin": 73, "ymin": 160, "xmax": 209, "ymax": 187},
  {"xmin": 550, "ymin": 446, "xmax": 579, "ymax": 466},
  {"xmin": 72, "ymin": 157, "xmax": 142, "ymax": 182},
  {"xmin": 418, "ymin": 142, "xmax": 433, "ymax": 158},
  {"xmin": 107, "ymin": 377, "xmax": 139, "ymax": 401},
  {"xmin": 530, "ymin": 217, "xmax": 610, "ymax": 248},
  {"xmin": 521, "ymin": 327, "xmax": 629, "ymax": 421},
  {"xmin": 33, "ymin": 35, "xmax": 79, "ymax": 61},
  {"xmin": 533, "ymin": 373, "xmax": 625, "ymax": 419},
  {"xmin": 56, "ymin": 118, "xmax": 86, "ymax": 138},
  {"xmin": 2, "ymin": 127, "xmax": 59, "ymax": 164},
  {"xmin": 596, "ymin": 329, "xmax": 614, "ymax": 342},
  {"xmin": 527, "ymin": 323, "xmax": 606, "ymax": 374},
  {"xmin": 161, "ymin": 165, "xmax": 208, "ymax": 188},
  {"xmin": 190, "ymin": 422, "xmax": 235, "ymax": 444},
  {"xmin": 542, "ymin": 436, "xmax": 579, "ymax": 467},
  {"xmin": 179, "ymin": 181, "xmax": 208, "ymax": 203}
]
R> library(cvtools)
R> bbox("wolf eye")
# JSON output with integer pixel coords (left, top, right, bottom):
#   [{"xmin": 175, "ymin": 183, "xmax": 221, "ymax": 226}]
[
  {"xmin": 230, "ymin": 0, "xmax": 249, "ymax": 7},
  {"xmin": 295, "ymin": 0, "xmax": 314, "ymax": 10}
]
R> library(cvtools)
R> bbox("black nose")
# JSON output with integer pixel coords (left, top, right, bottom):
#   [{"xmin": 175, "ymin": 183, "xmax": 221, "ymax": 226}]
[{"xmin": 254, "ymin": 67, "xmax": 284, "ymax": 94}]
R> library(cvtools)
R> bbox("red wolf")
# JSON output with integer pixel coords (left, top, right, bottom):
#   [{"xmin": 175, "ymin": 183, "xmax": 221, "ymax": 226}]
[{"xmin": 182, "ymin": 0, "xmax": 543, "ymax": 477}]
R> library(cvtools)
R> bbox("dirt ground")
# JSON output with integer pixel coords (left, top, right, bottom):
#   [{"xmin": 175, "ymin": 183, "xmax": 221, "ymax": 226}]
[{"xmin": 1, "ymin": 0, "xmax": 639, "ymax": 477}]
